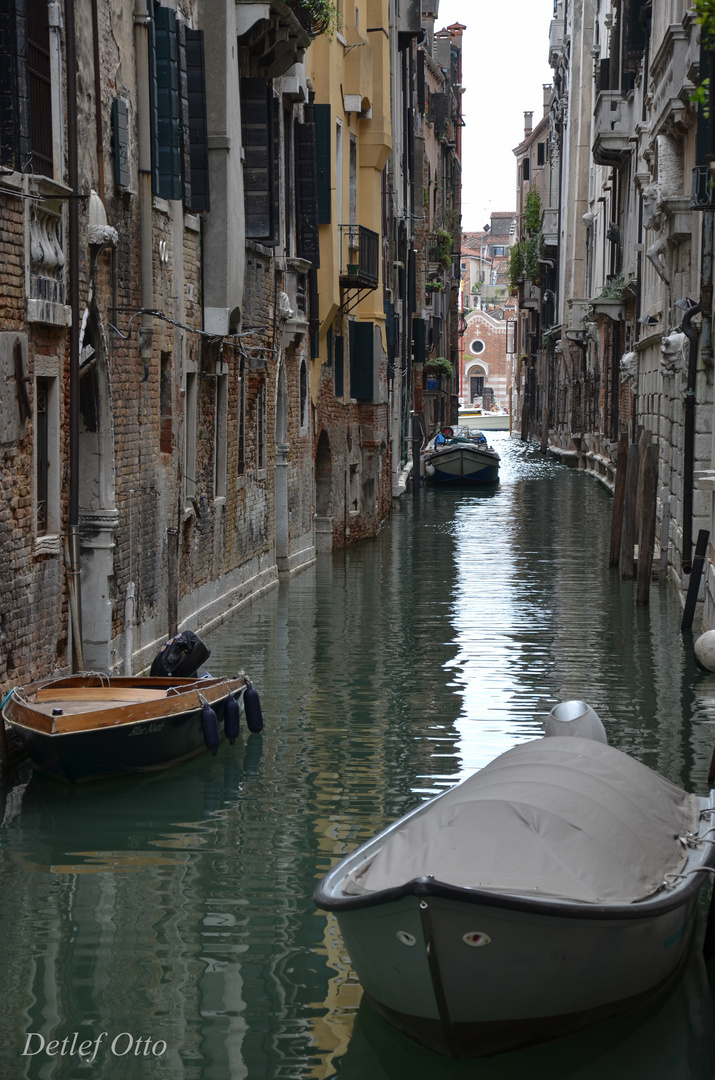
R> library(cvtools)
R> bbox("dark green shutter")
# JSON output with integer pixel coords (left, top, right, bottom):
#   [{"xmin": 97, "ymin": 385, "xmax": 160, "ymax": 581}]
[
  {"xmin": 349, "ymin": 321, "xmax": 374, "ymax": 401},
  {"xmin": 176, "ymin": 20, "xmax": 191, "ymax": 207},
  {"xmin": 242, "ymin": 77, "xmax": 276, "ymax": 242},
  {"xmin": 412, "ymin": 318, "xmax": 426, "ymax": 365},
  {"xmin": 112, "ymin": 98, "xmax": 131, "ymax": 187},
  {"xmin": 153, "ymin": 5, "xmax": 182, "ymax": 199},
  {"xmin": 185, "ymin": 27, "xmax": 210, "ymax": 211},
  {"xmin": 335, "ymin": 335, "xmax": 344, "ymax": 396},
  {"xmin": 314, "ymin": 102, "xmax": 331, "ymax": 225},
  {"xmin": 295, "ymin": 107, "xmax": 320, "ymax": 266}
]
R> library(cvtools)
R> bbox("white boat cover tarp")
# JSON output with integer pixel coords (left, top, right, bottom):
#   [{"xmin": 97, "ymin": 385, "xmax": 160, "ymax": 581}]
[{"xmin": 343, "ymin": 738, "xmax": 700, "ymax": 904}]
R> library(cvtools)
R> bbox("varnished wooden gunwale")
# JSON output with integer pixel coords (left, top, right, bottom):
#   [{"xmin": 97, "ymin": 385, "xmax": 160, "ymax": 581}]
[{"xmin": 4, "ymin": 676, "xmax": 246, "ymax": 736}]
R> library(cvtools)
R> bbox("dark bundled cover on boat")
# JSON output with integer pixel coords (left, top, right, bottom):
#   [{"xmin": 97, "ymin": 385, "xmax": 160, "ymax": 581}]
[{"xmin": 150, "ymin": 632, "xmax": 211, "ymax": 677}]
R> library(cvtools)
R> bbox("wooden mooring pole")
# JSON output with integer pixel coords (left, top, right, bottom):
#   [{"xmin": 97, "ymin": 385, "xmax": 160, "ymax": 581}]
[
  {"xmin": 636, "ymin": 443, "xmax": 658, "ymax": 605},
  {"xmin": 609, "ymin": 433, "xmax": 629, "ymax": 567},
  {"xmin": 619, "ymin": 442, "xmax": 641, "ymax": 579},
  {"xmin": 681, "ymin": 530, "xmax": 710, "ymax": 632}
]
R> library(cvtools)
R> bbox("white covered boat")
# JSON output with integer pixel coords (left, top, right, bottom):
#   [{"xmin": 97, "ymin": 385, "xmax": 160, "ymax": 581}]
[
  {"xmin": 422, "ymin": 427, "xmax": 500, "ymax": 484},
  {"xmin": 314, "ymin": 704, "xmax": 715, "ymax": 1058}
]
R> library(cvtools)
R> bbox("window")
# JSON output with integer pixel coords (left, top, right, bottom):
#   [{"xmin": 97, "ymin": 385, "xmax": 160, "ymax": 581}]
[
  {"xmin": 215, "ymin": 371, "xmax": 227, "ymax": 499},
  {"xmin": 241, "ymin": 78, "xmax": 280, "ymax": 243},
  {"xmin": 295, "ymin": 107, "xmax": 320, "ymax": 266},
  {"xmin": 237, "ymin": 355, "xmax": 245, "ymax": 475},
  {"xmin": 35, "ymin": 374, "xmax": 59, "ymax": 536},
  {"xmin": 27, "ymin": 0, "xmax": 53, "ymax": 176},
  {"xmin": 335, "ymin": 335, "xmax": 344, "ymax": 397},
  {"xmin": 257, "ymin": 380, "xmax": 266, "ymax": 472},
  {"xmin": 159, "ymin": 352, "xmax": 173, "ymax": 454},
  {"xmin": 537, "ymin": 141, "xmax": 546, "ymax": 166},
  {"xmin": 522, "ymin": 158, "xmax": 530, "ymax": 182},
  {"xmin": 150, "ymin": 7, "xmax": 209, "ymax": 207},
  {"xmin": 315, "ymin": 103, "xmax": 331, "ymax": 225},
  {"xmin": 492, "ymin": 246, "xmax": 505, "ymax": 257},
  {"xmin": 184, "ymin": 372, "xmax": 197, "ymax": 507},
  {"xmin": 0, "ymin": 0, "xmax": 55, "ymax": 175},
  {"xmin": 349, "ymin": 321, "xmax": 374, "ymax": 401},
  {"xmin": 470, "ymin": 339, "xmax": 485, "ymax": 355}
]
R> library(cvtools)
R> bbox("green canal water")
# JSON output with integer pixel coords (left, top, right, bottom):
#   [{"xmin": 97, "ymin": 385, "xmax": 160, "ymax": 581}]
[{"xmin": 2, "ymin": 432, "xmax": 715, "ymax": 1079}]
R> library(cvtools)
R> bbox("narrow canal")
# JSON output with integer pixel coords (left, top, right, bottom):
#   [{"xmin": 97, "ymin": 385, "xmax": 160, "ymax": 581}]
[{"xmin": 2, "ymin": 433, "xmax": 715, "ymax": 1080}]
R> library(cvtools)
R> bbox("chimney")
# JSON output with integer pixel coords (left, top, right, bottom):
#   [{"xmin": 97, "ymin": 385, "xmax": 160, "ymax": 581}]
[
  {"xmin": 524, "ymin": 111, "xmax": 533, "ymax": 137},
  {"xmin": 543, "ymin": 84, "xmax": 551, "ymax": 117}
]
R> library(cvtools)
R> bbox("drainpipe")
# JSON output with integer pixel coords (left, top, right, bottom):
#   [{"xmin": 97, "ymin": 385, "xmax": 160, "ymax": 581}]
[
  {"xmin": 134, "ymin": 0, "xmax": 154, "ymax": 358},
  {"xmin": 65, "ymin": 0, "xmax": 83, "ymax": 670},
  {"xmin": 679, "ymin": 298, "xmax": 702, "ymax": 573}
]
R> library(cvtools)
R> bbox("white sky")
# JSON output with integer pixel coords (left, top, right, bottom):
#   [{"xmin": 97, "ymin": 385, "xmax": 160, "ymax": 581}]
[{"xmin": 434, "ymin": 0, "xmax": 555, "ymax": 231}]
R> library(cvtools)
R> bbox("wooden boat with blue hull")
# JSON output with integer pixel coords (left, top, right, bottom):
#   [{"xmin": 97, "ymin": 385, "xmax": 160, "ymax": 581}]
[
  {"xmin": 2, "ymin": 673, "xmax": 251, "ymax": 783},
  {"xmin": 423, "ymin": 427, "xmax": 500, "ymax": 485},
  {"xmin": 314, "ymin": 703, "xmax": 715, "ymax": 1059}
]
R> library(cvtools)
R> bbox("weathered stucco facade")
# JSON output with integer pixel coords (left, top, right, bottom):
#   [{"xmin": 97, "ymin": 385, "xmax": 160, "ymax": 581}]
[
  {"xmin": 0, "ymin": 0, "xmax": 463, "ymax": 690},
  {"xmin": 510, "ymin": 1, "xmax": 715, "ymax": 627}
]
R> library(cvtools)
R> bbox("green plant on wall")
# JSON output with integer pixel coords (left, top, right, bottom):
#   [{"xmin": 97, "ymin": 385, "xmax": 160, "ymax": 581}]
[
  {"xmin": 424, "ymin": 356, "xmax": 453, "ymax": 378},
  {"xmin": 508, "ymin": 189, "xmax": 542, "ymax": 290},
  {"xmin": 597, "ymin": 274, "xmax": 625, "ymax": 300},
  {"xmin": 434, "ymin": 227, "xmax": 454, "ymax": 269}
]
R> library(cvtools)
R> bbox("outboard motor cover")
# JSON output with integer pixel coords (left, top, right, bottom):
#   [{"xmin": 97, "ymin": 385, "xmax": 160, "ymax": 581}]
[{"xmin": 150, "ymin": 631, "xmax": 211, "ymax": 678}]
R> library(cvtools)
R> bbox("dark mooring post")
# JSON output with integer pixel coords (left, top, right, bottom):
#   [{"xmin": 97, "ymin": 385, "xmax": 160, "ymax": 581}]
[
  {"xmin": 412, "ymin": 413, "xmax": 421, "ymax": 500},
  {"xmin": 619, "ymin": 442, "xmax": 641, "ymax": 579},
  {"xmin": 636, "ymin": 444, "xmax": 658, "ymax": 605},
  {"xmin": 681, "ymin": 530, "xmax": 710, "ymax": 631},
  {"xmin": 540, "ymin": 409, "xmax": 550, "ymax": 454},
  {"xmin": 610, "ymin": 433, "xmax": 629, "ymax": 566}
]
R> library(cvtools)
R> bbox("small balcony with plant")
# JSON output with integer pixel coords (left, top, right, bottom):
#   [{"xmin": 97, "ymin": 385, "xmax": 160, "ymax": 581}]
[{"xmin": 339, "ymin": 225, "xmax": 379, "ymax": 290}]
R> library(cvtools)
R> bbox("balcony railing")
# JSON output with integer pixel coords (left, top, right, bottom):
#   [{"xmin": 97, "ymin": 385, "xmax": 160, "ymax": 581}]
[
  {"xmin": 339, "ymin": 225, "xmax": 379, "ymax": 288},
  {"xmin": 692, "ymin": 166, "xmax": 715, "ymax": 210}
]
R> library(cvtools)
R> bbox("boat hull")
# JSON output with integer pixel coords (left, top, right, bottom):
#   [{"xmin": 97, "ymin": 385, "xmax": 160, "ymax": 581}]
[
  {"xmin": 423, "ymin": 444, "xmax": 499, "ymax": 484},
  {"xmin": 3, "ymin": 676, "xmax": 247, "ymax": 783},
  {"xmin": 332, "ymin": 885, "xmax": 703, "ymax": 1057},
  {"xmin": 458, "ymin": 410, "xmax": 510, "ymax": 431}
]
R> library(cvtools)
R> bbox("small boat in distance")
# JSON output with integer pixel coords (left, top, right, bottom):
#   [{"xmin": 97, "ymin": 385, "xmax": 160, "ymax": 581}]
[
  {"xmin": 314, "ymin": 702, "xmax": 715, "ymax": 1058},
  {"xmin": 423, "ymin": 426, "xmax": 500, "ymax": 484},
  {"xmin": 458, "ymin": 406, "xmax": 510, "ymax": 431},
  {"xmin": 2, "ymin": 633, "xmax": 262, "ymax": 783}
]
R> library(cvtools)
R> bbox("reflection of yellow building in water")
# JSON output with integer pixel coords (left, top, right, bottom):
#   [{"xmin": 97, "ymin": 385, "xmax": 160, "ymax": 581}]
[{"xmin": 307, "ymin": 1, "xmax": 394, "ymax": 553}]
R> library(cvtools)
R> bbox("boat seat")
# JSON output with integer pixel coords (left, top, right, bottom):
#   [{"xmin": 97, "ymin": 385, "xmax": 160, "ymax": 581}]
[{"xmin": 35, "ymin": 687, "xmax": 168, "ymax": 703}]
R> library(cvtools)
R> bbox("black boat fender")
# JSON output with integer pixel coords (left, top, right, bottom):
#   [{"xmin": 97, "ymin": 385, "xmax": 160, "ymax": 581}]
[
  {"xmin": 200, "ymin": 697, "xmax": 221, "ymax": 755},
  {"xmin": 224, "ymin": 692, "xmax": 241, "ymax": 745},
  {"xmin": 243, "ymin": 681, "xmax": 264, "ymax": 733}
]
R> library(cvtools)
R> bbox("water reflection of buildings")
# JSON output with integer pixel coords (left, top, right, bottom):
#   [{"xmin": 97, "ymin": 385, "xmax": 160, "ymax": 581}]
[{"xmin": 2, "ymin": 749, "xmax": 261, "ymax": 1079}]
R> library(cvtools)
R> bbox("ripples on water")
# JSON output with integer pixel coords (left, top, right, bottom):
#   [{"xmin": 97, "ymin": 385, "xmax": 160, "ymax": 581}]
[{"xmin": 2, "ymin": 433, "xmax": 715, "ymax": 1079}]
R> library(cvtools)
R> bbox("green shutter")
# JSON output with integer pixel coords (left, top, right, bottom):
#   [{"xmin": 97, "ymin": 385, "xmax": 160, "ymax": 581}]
[
  {"xmin": 295, "ymin": 107, "xmax": 320, "ymax": 266},
  {"xmin": 335, "ymin": 334, "xmax": 344, "ymax": 397},
  {"xmin": 153, "ymin": 6, "xmax": 182, "ymax": 200},
  {"xmin": 314, "ymin": 102, "xmax": 331, "ymax": 225},
  {"xmin": 112, "ymin": 98, "xmax": 131, "ymax": 187},
  {"xmin": 241, "ymin": 77, "xmax": 276, "ymax": 242},
  {"xmin": 413, "ymin": 318, "xmax": 426, "ymax": 365},
  {"xmin": 349, "ymin": 321, "xmax": 374, "ymax": 401}
]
